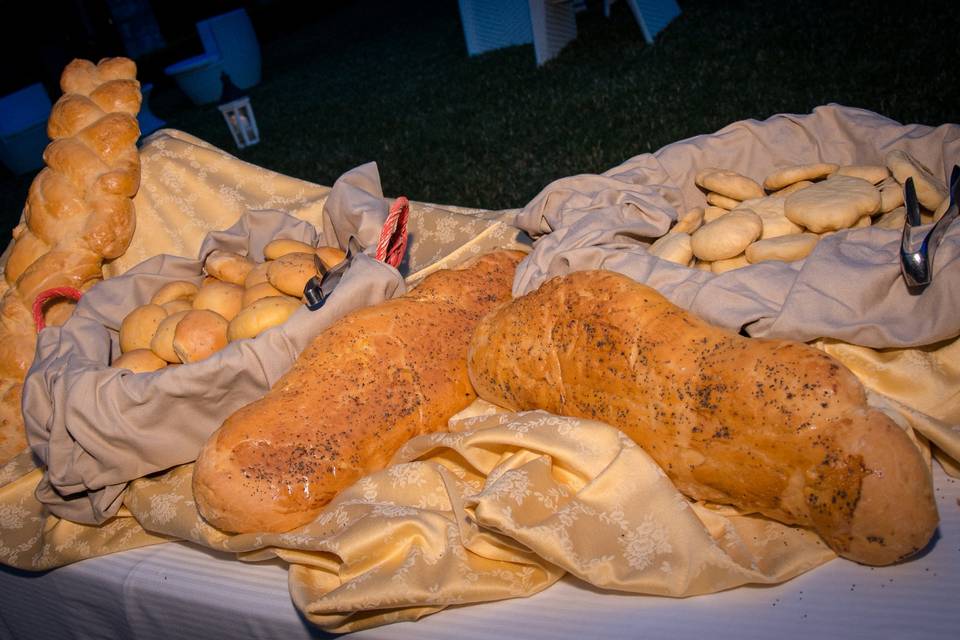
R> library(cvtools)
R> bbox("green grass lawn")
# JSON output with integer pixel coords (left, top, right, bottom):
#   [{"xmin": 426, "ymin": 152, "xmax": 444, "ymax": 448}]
[{"xmin": 2, "ymin": 0, "xmax": 958, "ymax": 240}]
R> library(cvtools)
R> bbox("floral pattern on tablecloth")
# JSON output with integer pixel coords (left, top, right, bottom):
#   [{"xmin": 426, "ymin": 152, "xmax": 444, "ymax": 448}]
[
  {"xmin": 109, "ymin": 128, "xmax": 528, "ymax": 280},
  {"xmin": 0, "ymin": 409, "xmax": 841, "ymax": 633}
]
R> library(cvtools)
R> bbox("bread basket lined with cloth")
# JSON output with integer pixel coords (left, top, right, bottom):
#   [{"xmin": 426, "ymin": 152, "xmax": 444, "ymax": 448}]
[
  {"xmin": 506, "ymin": 104, "xmax": 960, "ymax": 454},
  {"xmin": 512, "ymin": 106, "xmax": 959, "ymax": 344},
  {"xmin": 21, "ymin": 163, "xmax": 408, "ymax": 525}
]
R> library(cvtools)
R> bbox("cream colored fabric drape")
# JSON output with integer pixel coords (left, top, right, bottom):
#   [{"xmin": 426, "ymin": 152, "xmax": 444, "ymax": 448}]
[
  {"xmin": 12, "ymin": 133, "xmax": 528, "ymax": 525},
  {"xmin": 0, "ymin": 408, "xmax": 837, "ymax": 633},
  {"xmin": 113, "ymin": 129, "xmax": 526, "ymax": 281},
  {"xmin": 511, "ymin": 105, "xmax": 960, "ymax": 349}
]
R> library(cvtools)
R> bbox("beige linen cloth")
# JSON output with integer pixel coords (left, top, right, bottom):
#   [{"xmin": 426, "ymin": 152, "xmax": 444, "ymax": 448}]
[
  {"xmin": 511, "ymin": 104, "xmax": 960, "ymax": 347},
  {"xmin": 0, "ymin": 113, "xmax": 957, "ymax": 633},
  {"xmin": 21, "ymin": 155, "xmax": 481, "ymax": 525},
  {"xmin": 23, "ymin": 207, "xmax": 404, "ymax": 525},
  {"xmin": 14, "ymin": 133, "xmax": 526, "ymax": 526}
]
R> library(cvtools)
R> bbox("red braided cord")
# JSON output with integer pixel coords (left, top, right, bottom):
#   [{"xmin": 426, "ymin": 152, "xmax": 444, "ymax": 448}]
[
  {"xmin": 375, "ymin": 196, "xmax": 410, "ymax": 268},
  {"xmin": 32, "ymin": 287, "xmax": 84, "ymax": 332}
]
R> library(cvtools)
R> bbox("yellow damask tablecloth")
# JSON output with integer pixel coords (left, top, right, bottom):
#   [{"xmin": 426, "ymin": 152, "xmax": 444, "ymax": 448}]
[
  {"xmin": 1, "ymin": 406, "xmax": 841, "ymax": 633},
  {"xmin": 109, "ymin": 128, "xmax": 526, "ymax": 282},
  {"xmin": 1, "ymin": 127, "xmax": 958, "ymax": 634},
  {"xmin": 2, "ymin": 386, "xmax": 953, "ymax": 633}
]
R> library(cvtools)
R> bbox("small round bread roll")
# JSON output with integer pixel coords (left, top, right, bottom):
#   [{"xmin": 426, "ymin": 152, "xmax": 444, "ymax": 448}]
[
  {"xmin": 691, "ymin": 210, "xmax": 763, "ymax": 261},
  {"xmin": 770, "ymin": 180, "xmax": 813, "ymax": 198},
  {"xmin": 885, "ymin": 149, "xmax": 948, "ymax": 211},
  {"xmin": 162, "ymin": 299, "xmax": 193, "ymax": 314},
  {"xmin": 710, "ymin": 254, "xmax": 750, "ymax": 274},
  {"xmin": 316, "ymin": 246, "xmax": 347, "ymax": 269},
  {"xmin": 648, "ymin": 232, "xmax": 693, "ymax": 266},
  {"xmin": 112, "ymin": 349, "xmax": 167, "ymax": 373},
  {"xmin": 746, "ymin": 233, "xmax": 819, "ymax": 264},
  {"xmin": 150, "ymin": 310, "xmax": 190, "ymax": 363},
  {"xmin": 735, "ymin": 197, "xmax": 803, "ymax": 240},
  {"xmin": 193, "ymin": 280, "xmax": 244, "ymax": 321},
  {"xmin": 706, "ymin": 192, "xmax": 739, "ymax": 210},
  {"xmin": 263, "ymin": 239, "xmax": 316, "ymax": 261},
  {"xmin": 763, "ymin": 163, "xmax": 838, "ymax": 191},
  {"xmin": 671, "ymin": 207, "xmax": 704, "ymax": 235},
  {"xmin": 703, "ymin": 206, "xmax": 728, "ymax": 223},
  {"xmin": 878, "ymin": 177, "xmax": 905, "ymax": 213},
  {"xmin": 242, "ymin": 282, "xmax": 286, "ymax": 307},
  {"xmin": 204, "ymin": 250, "xmax": 255, "ymax": 285},
  {"xmin": 757, "ymin": 213, "xmax": 804, "ymax": 239},
  {"xmin": 835, "ymin": 164, "xmax": 889, "ymax": 185},
  {"xmin": 173, "ymin": 309, "xmax": 229, "ymax": 363},
  {"xmin": 733, "ymin": 196, "xmax": 773, "ymax": 214},
  {"xmin": 696, "ymin": 169, "xmax": 764, "ymax": 201},
  {"xmin": 244, "ymin": 261, "xmax": 271, "ymax": 288},
  {"xmin": 151, "ymin": 281, "xmax": 199, "ymax": 306},
  {"xmin": 267, "ymin": 252, "xmax": 319, "ymax": 297},
  {"xmin": 120, "ymin": 304, "xmax": 168, "ymax": 353},
  {"xmin": 228, "ymin": 296, "xmax": 302, "ymax": 342}
]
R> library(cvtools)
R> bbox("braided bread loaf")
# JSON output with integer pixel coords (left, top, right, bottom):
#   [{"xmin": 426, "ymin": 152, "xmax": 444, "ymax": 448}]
[{"xmin": 0, "ymin": 57, "xmax": 141, "ymax": 461}]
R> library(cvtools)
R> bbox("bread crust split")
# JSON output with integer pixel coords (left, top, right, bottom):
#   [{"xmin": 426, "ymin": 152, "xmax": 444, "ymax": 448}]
[
  {"xmin": 467, "ymin": 270, "xmax": 938, "ymax": 566},
  {"xmin": 192, "ymin": 250, "xmax": 525, "ymax": 533}
]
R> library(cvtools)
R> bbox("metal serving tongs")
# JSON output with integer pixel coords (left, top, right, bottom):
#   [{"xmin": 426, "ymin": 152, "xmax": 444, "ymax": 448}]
[
  {"xmin": 900, "ymin": 164, "xmax": 960, "ymax": 290},
  {"xmin": 303, "ymin": 237, "xmax": 364, "ymax": 310}
]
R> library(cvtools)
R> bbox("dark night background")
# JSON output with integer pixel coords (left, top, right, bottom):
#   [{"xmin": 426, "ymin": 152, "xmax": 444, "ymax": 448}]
[
  {"xmin": 1, "ymin": 0, "xmax": 958, "ymax": 241},
  {"xmin": 0, "ymin": 1, "xmax": 348, "ymax": 97}
]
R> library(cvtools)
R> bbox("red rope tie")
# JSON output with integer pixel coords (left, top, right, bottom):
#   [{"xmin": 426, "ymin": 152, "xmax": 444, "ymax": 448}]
[
  {"xmin": 33, "ymin": 287, "xmax": 84, "ymax": 332},
  {"xmin": 375, "ymin": 196, "xmax": 410, "ymax": 268}
]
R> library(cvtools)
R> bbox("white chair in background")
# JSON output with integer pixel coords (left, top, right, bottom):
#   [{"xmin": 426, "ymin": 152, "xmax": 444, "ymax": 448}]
[
  {"xmin": 528, "ymin": 1, "xmax": 579, "ymax": 67},
  {"xmin": 164, "ymin": 8, "xmax": 261, "ymax": 106},
  {"xmin": 458, "ymin": 0, "xmax": 535, "ymax": 58},
  {"xmin": 457, "ymin": 0, "xmax": 577, "ymax": 66},
  {"xmin": 458, "ymin": 0, "xmax": 681, "ymax": 67},
  {"xmin": 604, "ymin": 0, "xmax": 681, "ymax": 44}
]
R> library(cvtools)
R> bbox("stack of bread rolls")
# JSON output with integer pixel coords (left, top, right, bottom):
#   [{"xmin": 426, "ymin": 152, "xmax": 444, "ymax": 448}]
[
  {"xmin": 649, "ymin": 150, "xmax": 951, "ymax": 273},
  {"xmin": 113, "ymin": 239, "xmax": 345, "ymax": 373}
]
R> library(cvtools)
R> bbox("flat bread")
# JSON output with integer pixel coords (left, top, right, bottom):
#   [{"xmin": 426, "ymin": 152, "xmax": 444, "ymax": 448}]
[
  {"xmin": 784, "ymin": 175, "xmax": 880, "ymax": 233},
  {"xmin": 885, "ymin": 149, "xmax": 948, "ymax": 211},
  {"xmin": 746, "ymin": 233, "xmax": 819, "ymax": 263},
  {"xmin": 835, "ymin": 164, "xmax": 889, "ymax": 184},
  {"xmin": 691, "ymin": 210, "xmax": 763, "ymax": 261},
  {"xmin": 696, "ymin": 169, "xmax": 764, "ymax": 201},
  {"xmin": 763, "ymin": 163, "xmax": 838, "ymax": 191}
]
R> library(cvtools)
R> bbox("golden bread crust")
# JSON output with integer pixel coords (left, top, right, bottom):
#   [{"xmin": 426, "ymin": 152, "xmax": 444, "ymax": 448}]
[
  {"xmin": 0, "ymin": 57, "xmax": 141, "ymax": 464},
  {"xmin": 467, "ymin": 270, "xmax": 937, "ymax": 565},
  {"xmin": 193, "ymin": 250, "xmax": 525, "ymax": 533}
]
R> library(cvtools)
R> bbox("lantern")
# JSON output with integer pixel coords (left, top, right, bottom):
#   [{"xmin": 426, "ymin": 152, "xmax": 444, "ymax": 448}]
[{"xmin": 217, "ymin": 72, "xmax": 259, "ymax": 149}]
